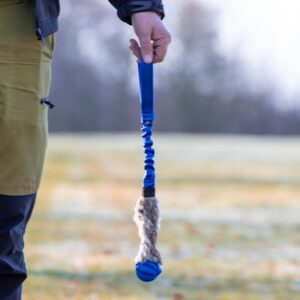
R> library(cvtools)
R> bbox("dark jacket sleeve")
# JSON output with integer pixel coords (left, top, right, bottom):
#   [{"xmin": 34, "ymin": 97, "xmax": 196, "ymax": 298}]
[{"xmin": 108, "ymin": 0, "xmax": 165, "ymax": 25}]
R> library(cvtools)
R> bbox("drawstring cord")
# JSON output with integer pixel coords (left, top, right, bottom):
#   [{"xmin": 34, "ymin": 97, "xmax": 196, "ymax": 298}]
[{"xmin": 40, "ymin": 98, "xmax": 55, "ymax": 109}]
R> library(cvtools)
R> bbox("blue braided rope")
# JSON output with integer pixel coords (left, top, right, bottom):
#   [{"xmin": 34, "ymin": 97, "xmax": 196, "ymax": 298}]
[{"xmin": 141, "ymin": 120, "xmax": 155, "ymax": 189}]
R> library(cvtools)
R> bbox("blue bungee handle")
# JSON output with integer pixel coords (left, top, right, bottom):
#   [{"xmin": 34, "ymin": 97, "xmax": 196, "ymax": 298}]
[{"xmin": 137, "ymin": 52, "xmax": 156, "ymax": 198}]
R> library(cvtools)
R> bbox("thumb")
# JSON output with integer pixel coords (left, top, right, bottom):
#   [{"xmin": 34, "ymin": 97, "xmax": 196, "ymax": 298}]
[{"xmin": 138, "ymin": 34, "xmax": 153, "ymax": 64}]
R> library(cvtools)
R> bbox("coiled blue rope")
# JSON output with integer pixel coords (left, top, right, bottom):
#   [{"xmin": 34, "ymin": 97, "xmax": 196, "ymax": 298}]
[{"xmin": 141, "ymin": 121, "xmax": 155, "ymax": 190}]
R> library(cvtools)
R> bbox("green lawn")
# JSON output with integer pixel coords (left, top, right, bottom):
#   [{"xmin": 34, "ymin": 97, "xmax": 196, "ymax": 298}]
[{"xmin": 23, "ymin": 134, "xmax": 300, "ymax": 300}]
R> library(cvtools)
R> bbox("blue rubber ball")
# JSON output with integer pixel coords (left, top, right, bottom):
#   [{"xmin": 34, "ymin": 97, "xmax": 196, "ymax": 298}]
[{"xmin": 136, "ymin": 260, "xmax": 162, "ymax": 282}]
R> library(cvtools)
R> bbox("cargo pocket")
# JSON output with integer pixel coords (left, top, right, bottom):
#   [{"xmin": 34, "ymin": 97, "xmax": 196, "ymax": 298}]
[
  {"xmin": 39, "ymin": 33, "xmax": 55, "ymax": 60},
  {"xmin": 0, "ymin": 0, "xmax": 53, "ymax": 195}
]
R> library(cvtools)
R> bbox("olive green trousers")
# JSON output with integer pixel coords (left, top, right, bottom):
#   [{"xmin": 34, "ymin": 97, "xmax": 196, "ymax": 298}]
[{"xmin": 0, "ymin": 0, "xmax": 54, "ymax": 196}]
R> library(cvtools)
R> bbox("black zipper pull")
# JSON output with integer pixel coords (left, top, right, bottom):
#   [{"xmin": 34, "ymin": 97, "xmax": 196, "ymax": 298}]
[
  {"xmin": 35, "ymin": 27, "xmax": 44, "ymax": 42},
  {"xmin": 40, "ymin": 98, "xmax": 55, "ymax": 109}
]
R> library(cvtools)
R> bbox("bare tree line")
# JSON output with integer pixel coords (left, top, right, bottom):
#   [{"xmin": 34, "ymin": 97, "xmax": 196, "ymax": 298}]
[{"xmin": 49, "ymin": 0, "xmax": 300, "ymax": 134}]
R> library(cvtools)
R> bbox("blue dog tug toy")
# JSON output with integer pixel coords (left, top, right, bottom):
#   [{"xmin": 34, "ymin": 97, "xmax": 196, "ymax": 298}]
[{"xmin": 133, "ymin": 52, "xmax": 162, "ymax": 282}]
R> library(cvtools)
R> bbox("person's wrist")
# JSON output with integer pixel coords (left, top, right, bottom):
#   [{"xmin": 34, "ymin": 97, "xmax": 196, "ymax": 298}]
[{"xmin": 131, "ymin": 10, "xmax": 162, "ymax": 22}]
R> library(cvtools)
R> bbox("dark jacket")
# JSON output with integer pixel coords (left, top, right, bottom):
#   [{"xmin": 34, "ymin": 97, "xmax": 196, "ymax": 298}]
[{"xmin": 35, "ymin": 0, "xmax": 165, "ymax": 40}]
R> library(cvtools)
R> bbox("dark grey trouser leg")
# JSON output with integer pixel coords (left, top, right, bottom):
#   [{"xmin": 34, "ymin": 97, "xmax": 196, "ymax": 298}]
[{"xmin": 0, "ymin": 193, "xmax": 37, "ymax": 300}]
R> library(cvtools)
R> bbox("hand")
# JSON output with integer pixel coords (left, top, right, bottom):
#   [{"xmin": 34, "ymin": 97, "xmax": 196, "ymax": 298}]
[{"xmin": 129, "ymin": 11, "xmax": 171, "ymax": 64}]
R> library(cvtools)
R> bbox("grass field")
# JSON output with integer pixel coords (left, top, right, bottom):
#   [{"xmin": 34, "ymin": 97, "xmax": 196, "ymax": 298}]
[{"xmin": 22, "ymin": 134, "xmax": 300, "ymax": 300}]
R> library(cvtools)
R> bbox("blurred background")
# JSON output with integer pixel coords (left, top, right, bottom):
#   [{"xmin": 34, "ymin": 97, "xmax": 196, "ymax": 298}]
[
  {"xmin": 24, "ymin": 0, "xmax": 300, "ymax": 299},
  {"xmin": 48, "ymin": 0, "xmax": 300, "ymax": 134}
]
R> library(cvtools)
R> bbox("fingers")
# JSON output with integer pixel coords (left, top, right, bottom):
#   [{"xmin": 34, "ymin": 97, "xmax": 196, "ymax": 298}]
[
  {"xmin": 129, "ymin": 39, "xmax": 140, "ymax": 62},
  {"xmin": 129, "ymin": 38, "xmax": 153, "ymax": 64},
  {"xmin": 153, "ymin": 38, "xmax": 168, "ymax": 63},
  {"xmin": 152, "ymin": 31, "xmax": 171, "ymax": 64},
  {"xmin": 131, "ymin": 12, "xmax": 154, "ymax": 63},
  {"xmin": 138, "ymin": 34, "xmax": 153, "ymax": 63},
  {"xmin": 130, "ymin": 11, "xmax": 171, "ymax": 64},
  {"xmin": 129, "ymin": 29, "xmax": 172, "ymax": 64}
]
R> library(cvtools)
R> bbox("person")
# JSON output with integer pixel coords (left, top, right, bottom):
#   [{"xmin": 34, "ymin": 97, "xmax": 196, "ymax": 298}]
[{"xmin": 0, "ymin": 0, "xmax": 171, "ymax": 299}]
